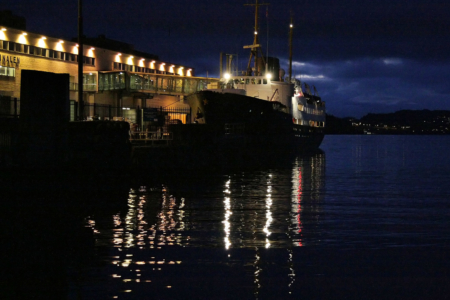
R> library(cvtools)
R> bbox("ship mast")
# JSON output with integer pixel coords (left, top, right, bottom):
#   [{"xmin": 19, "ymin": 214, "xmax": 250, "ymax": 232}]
[
  {"xmin": 244, "ymin": 0, "xmax": 269, "ymax": 76},
  {"xmin": 288, "ymin": 15, "xmax": 293, "ymax": 83}
]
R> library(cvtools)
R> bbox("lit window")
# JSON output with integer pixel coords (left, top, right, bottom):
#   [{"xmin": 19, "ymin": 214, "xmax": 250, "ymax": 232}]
[{"xmin": 0, "ymin": 66, "xmax": 16, "ymax": 77}]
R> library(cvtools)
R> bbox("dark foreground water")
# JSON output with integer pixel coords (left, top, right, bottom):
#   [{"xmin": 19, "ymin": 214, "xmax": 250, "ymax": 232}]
[{"xmin": 3, "ymin": 135, "xmax": 450, "ymax": 299}]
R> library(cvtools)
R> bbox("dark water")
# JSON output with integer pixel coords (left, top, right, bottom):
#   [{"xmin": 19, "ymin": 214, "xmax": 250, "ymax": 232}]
[{"xmin": 4, "ymin": 135, "xmax": 450, "ymax": 299}]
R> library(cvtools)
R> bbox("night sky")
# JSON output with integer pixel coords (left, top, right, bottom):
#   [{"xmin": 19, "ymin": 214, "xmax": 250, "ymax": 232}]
[{"xmin": 3, "ymin": 0, "xmax": 450, "ymax": 117}]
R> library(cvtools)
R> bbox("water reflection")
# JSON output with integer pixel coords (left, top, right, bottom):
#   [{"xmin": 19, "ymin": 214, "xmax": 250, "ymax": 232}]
[{"xmin": 80, "ymin": 151, "xmax": 326, "ymax": 298}]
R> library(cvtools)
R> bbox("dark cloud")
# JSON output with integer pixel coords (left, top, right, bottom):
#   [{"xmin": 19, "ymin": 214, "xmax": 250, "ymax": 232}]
[{"xmin": 2, "ymin": 0, "xmax": 450, "ymax": 117}]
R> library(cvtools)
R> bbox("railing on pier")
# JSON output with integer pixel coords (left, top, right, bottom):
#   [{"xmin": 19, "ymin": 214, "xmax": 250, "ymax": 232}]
[{"xmin": 130, "ymin": 130, "xmax": 173, "ymax": 147}]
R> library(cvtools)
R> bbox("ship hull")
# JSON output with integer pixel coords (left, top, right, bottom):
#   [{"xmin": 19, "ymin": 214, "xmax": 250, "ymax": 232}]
[{"xmin": 175, "ymin": 90, "xmax": 324, "ymax": 153}]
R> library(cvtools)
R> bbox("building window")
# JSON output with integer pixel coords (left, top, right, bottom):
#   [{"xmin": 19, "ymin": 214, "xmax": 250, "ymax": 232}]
[
  {"xmin": 2, "ymin": 41, "xmax": 7, "ymax": 50},
  {"xmin": 54, "ymin": 51, "xmax": 59, "ymax": 59},
  {"xmin": 15, "ymin": 43, "xmax": 22, "ymax": 52},
  {"xmin": 23, "ymin": 45, "xmax": 29, "ymax": 54},
  {"xmin": 35, "ymin": 47, "xmax": 41, "ymax": 56},
  {"xmin": 48, "ymin": 49, "xmax": 54, "ymax": 58},
  {"xmin": 8, "ymin": 41, "xmax": 15, "ymax": 51},
  {"xmin": 61, "ymin": 52, "xmax": 65, "ymax": 60},
  {"xmin": 29, "ymin": 45, "xmax": 35, "ymax": 54},
  {"xmin": 64, "ymin": 53, "xmax": 70, "ymax": 61},
  {"xmin": 71, "ymin": 54, "xmax": 76, "ymax": 61},
  {"xmin": 41, "ymin": 48, "xmax": 47, "ymax": 57},
  {"xmin": 0, "ymin": 66, "xmax": 15, "ymax": 77}
]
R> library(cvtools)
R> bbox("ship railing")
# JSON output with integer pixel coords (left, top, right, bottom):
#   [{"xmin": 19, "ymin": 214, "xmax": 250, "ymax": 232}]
[{"xmin": 130, "ymin": 129, "xmax": 173, "ymax": 145}]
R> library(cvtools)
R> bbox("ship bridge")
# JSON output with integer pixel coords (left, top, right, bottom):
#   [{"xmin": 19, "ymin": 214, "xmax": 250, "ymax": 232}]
[{"xmin": 81, "ymin": 71, "xmax": 219, "ymax": 96}]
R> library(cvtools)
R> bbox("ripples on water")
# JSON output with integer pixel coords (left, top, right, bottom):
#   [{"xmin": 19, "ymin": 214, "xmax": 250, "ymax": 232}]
[
  {"xmin": 72, "ymin": 136, "xmax": 450, "ymax": 299},
  {"xmin": 5, "ymin": 135, "xmax": 450, "ymax": 299},
  {"xmin": 78, "ymin": 152, "xmax": 326, "ymax": 299}
]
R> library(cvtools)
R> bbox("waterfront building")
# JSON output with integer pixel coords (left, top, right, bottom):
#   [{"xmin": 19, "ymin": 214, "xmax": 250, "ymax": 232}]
[{"xmin": 0, "ymin": 11, "xmax": 212, "ymax": 122}]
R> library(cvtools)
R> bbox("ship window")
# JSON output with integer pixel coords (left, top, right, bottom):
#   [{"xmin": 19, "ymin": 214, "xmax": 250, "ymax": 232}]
[
  {"xmin": 263, "ymin": 79, "xmax": 267, "ymax": 84},
  {"xmin": 251, "ymin": 78, "xmax": 255, "ymax": 84},
  {"xmin": 245, "ymin": 79, "xmax": 250, "ymax": 84},
  {"xmin": 257, "ymin": 79, "xmax": 261, "ymax": 84}
]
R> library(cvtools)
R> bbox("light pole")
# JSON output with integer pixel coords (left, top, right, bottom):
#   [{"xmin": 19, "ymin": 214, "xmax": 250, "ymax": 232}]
[{"xmin": 78, "ymin": 0, "xmax": 84, "ymax": 120}]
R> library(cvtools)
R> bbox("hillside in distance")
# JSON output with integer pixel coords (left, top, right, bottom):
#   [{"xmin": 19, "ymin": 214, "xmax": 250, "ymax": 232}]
[{"xmin": 325, "ymin": 110, "xmax": 450, "ymax": 134}]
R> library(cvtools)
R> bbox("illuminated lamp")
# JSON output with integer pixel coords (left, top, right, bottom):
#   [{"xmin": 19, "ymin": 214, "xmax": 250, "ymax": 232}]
[
  {"xmin": 224, "ymin": 73, "xmax": 231, "ymax": 80},
  {"xmin": 1, "ymin": 28, "xmax": 6, "ymax": 31},
  {"xmin": 266, "ymin": 73, "xmax": 272, "ymax": 79},
  {"xmin": 22, "ymin": 32, "xmax": 27, "ymax": 36},
  {"xmin": 59, "ymin": 40, "xmax": 64, "ymax": 43},
  {"xmin": 254, "ymin": 31, "xmax": 258, "ymax": 35}
]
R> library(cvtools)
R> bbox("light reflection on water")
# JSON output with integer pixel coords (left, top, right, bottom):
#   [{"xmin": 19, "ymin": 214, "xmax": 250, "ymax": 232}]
[
  {"xmin": 74, "ymin": 136, "xmax": 450, "ymax": 299},
  {"xmin": 82, "ymin": 152, "xmax": 326, "ymax": 298}
]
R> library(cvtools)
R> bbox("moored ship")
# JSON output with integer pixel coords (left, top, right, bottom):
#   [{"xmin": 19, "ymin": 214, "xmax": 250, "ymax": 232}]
[{"xmin": 181, "ymin": 1, "xmax": 326, "ymax": 153}]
